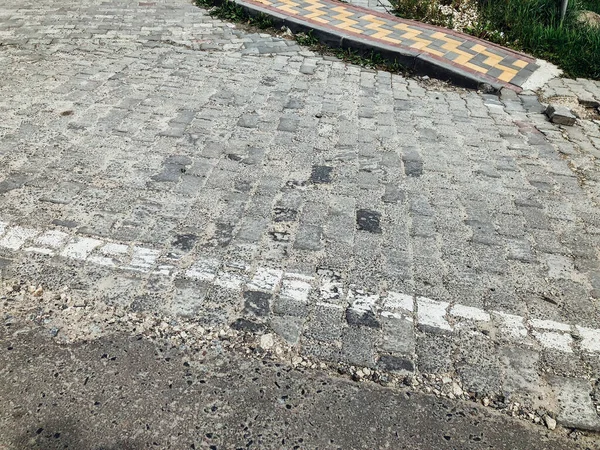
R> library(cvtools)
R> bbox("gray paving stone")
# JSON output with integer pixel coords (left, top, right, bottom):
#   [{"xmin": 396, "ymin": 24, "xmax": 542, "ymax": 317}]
[
  {"xmin": 548, "ymin": 376, "xmax": 600, "ymax": 431},
  {"xmin": 341, "ymin": 326, "xmax": 377, "ymax": 368}
]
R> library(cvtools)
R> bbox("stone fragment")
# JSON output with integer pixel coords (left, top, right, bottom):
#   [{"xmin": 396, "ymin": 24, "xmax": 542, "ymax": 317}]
[
  {"xmin": 545, "ymin": 105, "xmax": 576, "ymax": 126},
  {"xmin": 259, "ymin": 333, "xmax": 274, "ymax": 350},
  {"xmin": 577, "ymin": 10, "xmax": 600, "ymax": 28},
  {"xmin": 548, "ymin": 376, "xmax": 600, "ymax": 431},
  {"xmin": 544, "ymin": 415, "xmax": 557, "ymax": 430}
]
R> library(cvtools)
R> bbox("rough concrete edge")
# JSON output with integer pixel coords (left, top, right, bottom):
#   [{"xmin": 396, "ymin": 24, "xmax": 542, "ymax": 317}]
[
  {"xmin": 212, "ymin": 0, "xmax": 504, "ymax": 92},
  {"xmin": 521, "ymin": 58, "xmax": 563, "ymax": 91},
  {"xmin": 546, "ymin": 375, "xmax": 600, "ymax": 433}
]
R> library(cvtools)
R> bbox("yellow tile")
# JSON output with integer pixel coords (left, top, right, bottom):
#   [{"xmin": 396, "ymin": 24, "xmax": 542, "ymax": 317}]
[
  {"xmin": 381, "ymin": 35, "xmax": 401, "ymax": 44},
  {"xmin": 402, "ymin": 32, "xmax": 419, "ymax": 39},
  {"xmin": 464, "ymin": 62, "xmax": 488, "ymax": 74},
  {"xmin": 372, "ymin": 30, "xmax": 391, "ymax": 39},
  {"xmin": 393, "ymin": 23, "xmax": 411, "ymax": 31},
  {"xmin": 336, "ymin": 22, "xmax": 363, "ymax": 33},
  {"xmin": 471, "ymin": 43, "xmax": 486, "ymax": 53},
  {"xmin": 421, "ymin": 46, "xmax": 444, "ymax": 57},
  {"xmin": 513, "ymin": 59, "xmax": 528, "ymax": 68},
  {"xmin": 410, "ymin": 41, "xmax": 427, "ymax": 50},
  {"xmin": 483, "ymin": 54, "xmax": 502, "ymax": 66},
  {"xmin": 453, "ymin": 53, "xmax": 474, "ymax": 65},
  {"xmin": 497, "ymin": 71, "xmax": 515, "ymax": 82}
]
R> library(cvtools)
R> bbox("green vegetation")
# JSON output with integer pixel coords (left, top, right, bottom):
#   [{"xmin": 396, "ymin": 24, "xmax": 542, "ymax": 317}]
[
  {"xmin": 388, "ymin": 0, "xmax": 456, "ymax": 26},
  {"xmin": 195, "ymin": 0, "xmax": 274, "ymax": 28},
  {"xmin": 579, "ymin": 0, "xmax": 600, "ymax": 14},
  {"xmin": 471, "ymin": 0, "xmax": 600, "ymax": 79},
  {"xmin": 391, "ymin": 0, "xmax": 600, "ymax": 79},
  {"xmin": 294, "ymin": 31, "xmax": 407, "ymax": 72}
]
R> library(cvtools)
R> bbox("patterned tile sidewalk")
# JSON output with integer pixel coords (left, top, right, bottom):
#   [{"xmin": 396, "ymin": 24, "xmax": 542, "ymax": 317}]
[{"xmin": 233, "ymin": 0, "xmax": 540, "ymax": 90}]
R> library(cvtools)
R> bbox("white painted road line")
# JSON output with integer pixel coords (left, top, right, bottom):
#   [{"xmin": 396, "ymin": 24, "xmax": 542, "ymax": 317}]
[
  {"xmin": 576, "ymin": 326, "xmax": 600, "ymax": 353},
  {"xmin": 493, "ymin": 311, "xmax": 529, "ymax": 339},
  {"xmin": 417, "ymin": 297, "xmax": 452, "ymax": 332},
  {"xmin": 533, "ymin": 330, "xmax": 573, "ymax": 353},
  {"xmin": 450, "ymin": 304, "xmax": 491, "ymax": 322},
  {"xmin": 1, "ymin": 218, "xmax": 600, "ymax": 354},
  {"xmin": 247, "ymin": 267, "xmax": 283, "ymax": 292},
  {"xmin": 0, "ymin": 226, "xmax": 38, "ymax": 250},
  {"xmin": 382, "ymin": 291, "xmax": 414, "ymax": 313},
  {"xmin": 61, "ymin": 237, "xmax": 103, "ymax": 260}
]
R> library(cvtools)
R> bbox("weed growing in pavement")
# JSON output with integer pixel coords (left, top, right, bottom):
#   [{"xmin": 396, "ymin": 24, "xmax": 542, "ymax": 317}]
[
  {"xmin": 195, "ymin": 0, "xmax": 273, "ymax": 29},
  {"xmin": 294, "ymin": 30, "xmax": 320, "ymax": 46},
  {"xmin": 297, "ymin": 34, "xmax": 407, "ymax": 73}
]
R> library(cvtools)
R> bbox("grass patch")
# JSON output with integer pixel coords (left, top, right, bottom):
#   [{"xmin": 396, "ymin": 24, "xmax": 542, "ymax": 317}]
[
  {"xmin": 579, "ymin": 0, "xmax": 600, "ymax": 14},
  {"xmin": 294, "ymin": 31, "xmax": 407, "ymax": 72},
  {"xmin": 470, "ymin": 0, "xmax": 600, "ymax": 79}
]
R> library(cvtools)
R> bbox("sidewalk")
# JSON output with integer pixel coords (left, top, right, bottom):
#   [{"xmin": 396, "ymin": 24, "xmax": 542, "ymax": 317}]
[{"xmin": 229, "ymin": 0, "xmax": 548, "ymax": 90}]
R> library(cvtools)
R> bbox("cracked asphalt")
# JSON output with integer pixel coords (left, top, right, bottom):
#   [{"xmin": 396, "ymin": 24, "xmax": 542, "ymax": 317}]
[{"xmin": 1, "ymin": 0, "xmax": 600, "ymax": 444}]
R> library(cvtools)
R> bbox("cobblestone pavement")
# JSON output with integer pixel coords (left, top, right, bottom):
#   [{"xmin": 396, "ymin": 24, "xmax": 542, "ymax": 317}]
[{"xmin": 1, "ymin": 0, "xmax": 600, "ymax": 434}]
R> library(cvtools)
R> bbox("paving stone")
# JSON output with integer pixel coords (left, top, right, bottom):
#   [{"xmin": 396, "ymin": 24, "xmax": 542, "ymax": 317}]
[
  {"xmin": 310, "ymin": 165, "xmax": 333, "ymax": 184},
  {"xmin": 356, "ymin": 209, "xmax": 382, "ymax": 234},
  {"xmin": 294, "ymin": 224, "xmax": 323, "ymax": 251},
  {"xmin": 455, "ymin": 333, "xmax": 502, "ymax": 396},
  {"xmin": 270, "ymin": 315, "xmax": 304, "ymax": 344},
  {"xmin": 243, "ymin": 290, "xmax": 272, "ymax": 316},
  {"xmin": 341, "ymin": 326, "xmax": 377, "ymax": 368},
  {"xmin": 380, "ymin": 315, "xmax": 415, "ymax": 355},
  {"xmin": 545, "ymin": 105, "xmax": 577, "ymax": 126},
  {"xmin": 377, "ymin": 354, "xmax": 415, "ymax": 372},
  {"xmin": 416, "ymin": 332, "xmax": 454, "ymax": 374},
  {"xmin": 548, "ymin": 376, "xmax": 600, "ymax": 431}
]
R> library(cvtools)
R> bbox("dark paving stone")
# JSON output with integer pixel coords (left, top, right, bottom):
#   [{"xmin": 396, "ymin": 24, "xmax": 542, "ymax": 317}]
[
  {"xmin": 244, "ymin": 290, "xmax": 272, "ymax": 316},
  {"xmin": 377, "ymin": 354, "xmax": 415, "ymax": 372},
  {"xmin": 356, "ymin": 209, "xmax": 382, "ymax": 234},
  {"xmin": 346, "ymin": 308, "xmax": 381, "ymax": 329},
  {"xmin": 404, "ymin": 160, "xmax": 423, "ymax": 177},
  {"xmin": 51, "ymin": 219, "xmax": 79, "ymax": 228},
  {"xmin": 310, "ymin": 165, "xmax": 333, "ymax": 184},
  {"xmin": 172, "ymin": 233, "xmax": 197, "ymax": 251},
  {"xmin": 273, "ymin": 207, "xmax": 298, "ymax": 222},
  {"xmin": 230, "ymin": 318, "xmax": 268, "ymax": 332}
]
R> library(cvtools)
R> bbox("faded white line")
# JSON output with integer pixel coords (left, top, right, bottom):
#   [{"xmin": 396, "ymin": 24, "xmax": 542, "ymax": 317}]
[
  {"xmin": 61, "ymin": 237, "xmax": 103, "ymax": 260},
  {"xmin": 450, "ymin": 304, "xmax": 491, "ymax": 322},
  {"xmin": 417, "ymin": 297, "xmax": 452, "ymax": 332},
  {"xmin": 0, "ymin": 226, "xmax": 38, "ymax": 250},
  {"xmin": 1, "ymin": 220, "xmax": 599, "ymax": 354}
]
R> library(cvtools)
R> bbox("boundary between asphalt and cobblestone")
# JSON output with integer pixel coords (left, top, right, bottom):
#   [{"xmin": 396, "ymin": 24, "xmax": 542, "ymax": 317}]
[{"xmin": 2, "ymin": 217, "xmax": 600, "ymax": 433}]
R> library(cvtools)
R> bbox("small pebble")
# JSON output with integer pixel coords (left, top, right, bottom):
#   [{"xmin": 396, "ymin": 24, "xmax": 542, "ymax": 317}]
[{"xmin": 544, "ymin": 415, "xmax": 557, "ymax": 430}]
